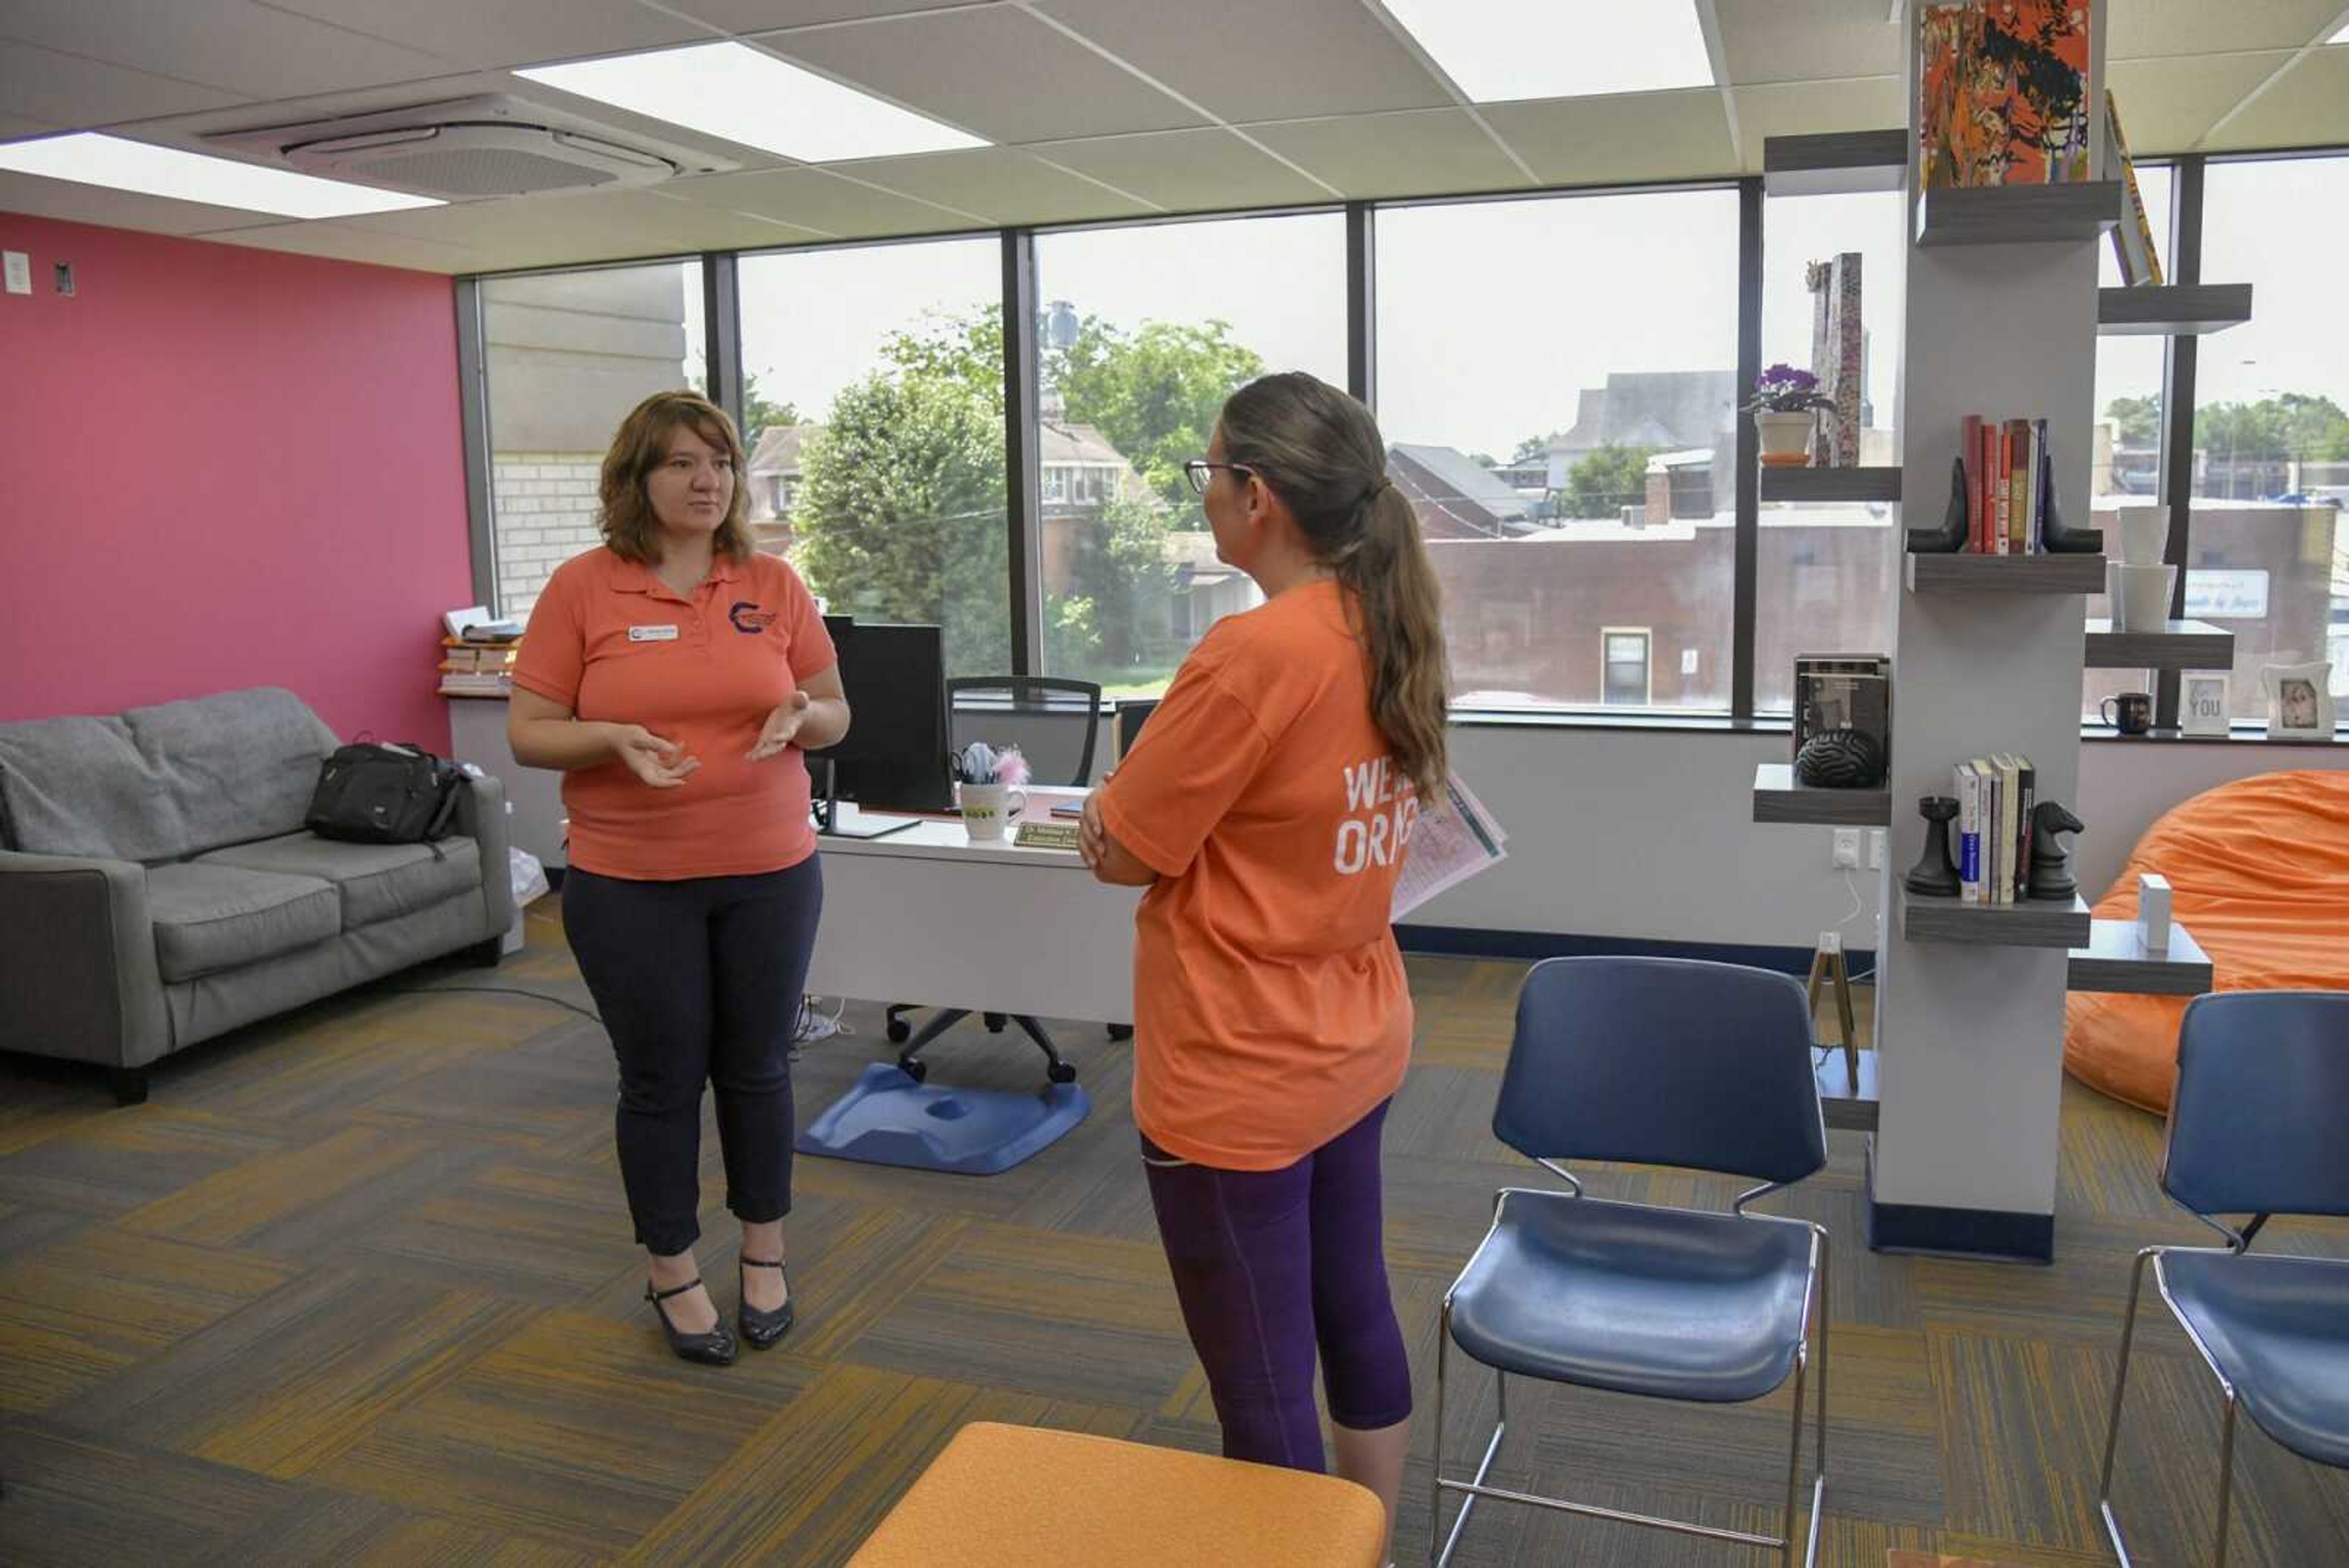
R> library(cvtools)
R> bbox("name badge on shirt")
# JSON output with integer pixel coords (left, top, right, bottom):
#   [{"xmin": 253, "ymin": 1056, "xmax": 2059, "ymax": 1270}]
[{"xmin": 628, "ymin": 625, "xmax": 680, "ymax": 643}]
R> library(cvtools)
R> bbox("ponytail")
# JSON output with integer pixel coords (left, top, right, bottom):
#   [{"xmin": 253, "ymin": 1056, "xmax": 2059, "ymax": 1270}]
[{"xmin": 1218, "ymin": 373, "xmax": 1450, "ymax": 798}]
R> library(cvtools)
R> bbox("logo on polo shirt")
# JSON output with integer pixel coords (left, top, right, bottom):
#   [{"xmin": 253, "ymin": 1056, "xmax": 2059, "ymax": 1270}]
[{"xmin": 729, "ymin": 601, "xmax": 777, "ymax": 634}]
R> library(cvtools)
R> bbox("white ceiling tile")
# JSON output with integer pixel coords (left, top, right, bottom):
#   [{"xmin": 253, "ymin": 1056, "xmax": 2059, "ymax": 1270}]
[
  {"xmin": 2106, "ymin": 53, "xmax": 2293, "ymax": 156},
  {"xmin": 1480, "ymin": 91, "xmax": 1739, "ymax": 186},
  {"xmin": 0, "ymin": 1, "xmax": 459, "ymax": 101},
  {"xmin": 666, "ymin": 1, "xmax": 988, "ymax": 30},
  {"xmin": 2200, "ymin": 45, "xmax": 2349, "ymax": 152},
  {"xmin": 189, "ymin": 215, "xmax": 492, "ymax": 272},
  {"xmin": 1031, "ymin": 0, "xmax": 1453, "ymax": 122},
  {"xmin": 825, "ymin": 146, "xmax": 1157, "ymax": 223},
  {"xmin": 0, "ymin": 41, "xmax": 248, "ymax": 127},
  {"xmin": 258, "ymin": 0, "xmax": 715, "ymax": 72},
  {"xmin": 2109, "ymin": 0, "xmax": 2345, "ymax": 59},
  {"xmin": 1712, "ymin": 0, "xmax": 1904, "ymax": 87},
  {"xmin": 667, "ymin": 166, "xmax": 981, "ymax": 234},
  {"xmin": 1729, "ymin": 77, "xmax": 1905, "ymax": 164},
  {"xmin": 1244, "ymin": 108, "xmax": 1529, "ymax": 200},
  {"xmin": 1024, "ymin": 127, "xmax": 1333, "ymax": 212},
  {"xmin": 758, "ymin": 8, "xmax": 1204, "ymax": 145},
  {"xmin": 0, "ymin": 166, "xmax": 277, "ymax": 232}
]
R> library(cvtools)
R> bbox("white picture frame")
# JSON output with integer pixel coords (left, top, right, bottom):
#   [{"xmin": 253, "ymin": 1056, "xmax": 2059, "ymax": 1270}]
[
  {"xmin": 2260, "ymin": 661, "xmax": 2336, "ymax": 740},
  {"xmin": 2180, "ymin": 671, "xmax": 2231, "ymax": 737}
]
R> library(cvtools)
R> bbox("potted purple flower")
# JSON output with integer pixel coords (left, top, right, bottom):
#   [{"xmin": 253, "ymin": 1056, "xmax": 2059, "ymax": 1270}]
[{"xmin": 1743, "ymin": 364, "xmax": 1835, "ymax": 467}]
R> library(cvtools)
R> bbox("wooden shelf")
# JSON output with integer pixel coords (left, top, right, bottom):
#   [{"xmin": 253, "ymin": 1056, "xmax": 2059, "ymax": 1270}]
[
  {"xmin": 1759, "ymin": 466, "xmax": 1902, "ymax": 504},
  {"xmin": 2068, "ymin": 919, "xmax": 2213, "ymax": 996},
  {"xmin": 1906, "ymin": 552, "xmax": 2106, "ymax": 594},
  {"xmin": 2084, "ymin": 618, "xmax": 2234, "ymax": 670},
  {"xmin": 1754, "ymin": 763, "xmax": 1891, "ymax": 827},
  {"xmin": 1901, "ymin": 887, "xmax": 2091, "ymax": 948},
  {"xmin": 1763, "ymin": 130, "xmax": 1906, "ymax": 196},
  {"xmin": 1915, "ymin": 180, "xmax": 2120, "ymax": 248},
  {"xmin": 2098, "ymin": 283, "xmax": 2252, "ymax": 336},
  {"xmin": 1815, "ymin": 1046, "xmax": 1879, "ymax": 1133}
]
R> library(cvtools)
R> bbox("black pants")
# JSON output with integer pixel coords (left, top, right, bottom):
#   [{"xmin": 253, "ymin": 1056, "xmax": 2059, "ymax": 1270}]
[{"xmin": 562, "ymin": 856, "xmax": 823, "ymax": 1257}]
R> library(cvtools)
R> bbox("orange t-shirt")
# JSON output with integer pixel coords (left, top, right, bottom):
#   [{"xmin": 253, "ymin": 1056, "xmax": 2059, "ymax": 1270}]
[
  {"xmin": 1097, "ymin": 578, "xmax": 1418, "ymax": 1171},
  {"xmin": 512, "ymin": 546, "xmax": 836, "ymax": 881}
]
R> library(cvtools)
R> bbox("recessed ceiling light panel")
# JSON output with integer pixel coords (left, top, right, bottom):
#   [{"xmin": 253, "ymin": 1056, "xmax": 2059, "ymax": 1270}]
[
  {"xmin": 0, "ymin": 133, "xmax": 443, "ymax": 218},
  {"xmin": 1380, "ymin": 0, "xmax": 1717, "ymax": 103}
]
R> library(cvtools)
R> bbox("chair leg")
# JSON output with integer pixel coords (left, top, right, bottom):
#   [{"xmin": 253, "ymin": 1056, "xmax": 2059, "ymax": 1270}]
[
  {"xmin": 1780, "ymin": 1343, "xmax": 1809, "ymax": 1568},
  {"xmin": 2098, "ymin": 1249, "xmax": 2156, "ymax": 1567},
  {"xmin": 106, "ymin": 1066, "xmax": 148, "ymax": 1107},
  {"xmin": 896, "ymin": 1008, "xmax": 971, "ymax": 1081},
  {"xmin": 1008, "ymin": 1014, "xmax": 1077, "ymax": 1085},
  {"xmin": 1430, "ymin": 1309, "xmax": 1508, "ymax": 1568},
  {"xmin": 2212, "ymin": 1390, "xmax": 2240, "ymax": 1568}
]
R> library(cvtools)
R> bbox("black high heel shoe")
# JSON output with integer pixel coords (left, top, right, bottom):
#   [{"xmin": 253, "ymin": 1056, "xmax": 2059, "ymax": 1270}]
[
  {"xmin": 738, "ymin": 1256, "xmax": 795, "ymax": 1350},
  {"xmin": 646, "ymin": 1276, "xmax": 738, "ymax": 1366}
]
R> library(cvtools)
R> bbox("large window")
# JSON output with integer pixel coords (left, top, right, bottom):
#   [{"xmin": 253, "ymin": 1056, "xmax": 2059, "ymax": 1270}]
[
  {"xmin": 2190, "ymin": 157, "xmax": 2347, "ymax": 718},
  {"xmin": 1378, "ymin": 188, "xmax": 1741, "ymax": 712},
  {"xmin": 1756, "ymin": 191, "xmax": 1907, "ymax": 713},
  {"xmin": 481, "ymin": 260, "xmax": 703, "ymax": 619},
  {"xmin": 738, "ymin": 237, "xmax": 1008, "ymax": 678},
  {"xmin": 1033, "ymin": 213, "xmax": 1347, "ymax": 697}
]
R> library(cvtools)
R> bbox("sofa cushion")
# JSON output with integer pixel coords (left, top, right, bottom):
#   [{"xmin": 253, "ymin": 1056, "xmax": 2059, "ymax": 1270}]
[
  {"xmin": 0, "ymin": 688, "xmax": 338, "ymax": 863},
  {"xmin": 195, "ymin": 833, "xmax": 482, "ymax": 931},
  {"xmin": 145, "ymin": 862, "xmax": 341, "ymax": 983}
]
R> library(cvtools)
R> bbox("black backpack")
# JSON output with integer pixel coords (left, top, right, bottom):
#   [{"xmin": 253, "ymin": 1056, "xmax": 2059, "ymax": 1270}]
[{"xmin": 306, "ymin": 741, "xmax": 464, "ymax": 846}]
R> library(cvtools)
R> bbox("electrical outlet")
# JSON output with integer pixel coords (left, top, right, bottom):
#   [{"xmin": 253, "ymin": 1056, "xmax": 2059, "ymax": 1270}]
[
  {"xmin": 2, "ymin": 251, "xmax": 28, "ymax": 295},
  {"xmin": 1831, "ymin": 828, "xmax": 1860, "ymax": 869},
  {"xmin": 1868, "ymin": 828, "xmax": 1886, "ymax": 869}
]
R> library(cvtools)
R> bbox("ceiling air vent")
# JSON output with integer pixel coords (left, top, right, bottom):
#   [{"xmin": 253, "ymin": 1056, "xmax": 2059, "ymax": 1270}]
[{"xmin": 203, "ymin": 93, "xmax": 740, "ymax": 200}]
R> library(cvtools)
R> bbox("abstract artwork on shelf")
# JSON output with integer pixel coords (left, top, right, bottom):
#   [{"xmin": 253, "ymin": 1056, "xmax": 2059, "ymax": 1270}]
[
  {"xmin": 2106, "ymin": 91, "xmax": 2164, "ymax": 285},
  {"xmin": 1806, "ymin": 252, "xmax": 1865, "ymax": 468},
  {"xmin": 1919, "ymin": 1, "xmax": 2094, "ymax": 190}
]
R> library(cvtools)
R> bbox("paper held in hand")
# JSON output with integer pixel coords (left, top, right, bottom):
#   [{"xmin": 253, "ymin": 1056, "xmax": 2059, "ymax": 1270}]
[{"xmin": 1392, "ymin": 773, "xmax": 1507, "ymax": 921}]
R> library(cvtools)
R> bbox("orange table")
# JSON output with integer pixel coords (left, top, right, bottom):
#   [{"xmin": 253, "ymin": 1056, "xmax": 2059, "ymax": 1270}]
[{"xmin": 848, "ymin": 1422, "xmax": 1386, "ymax": 1567}]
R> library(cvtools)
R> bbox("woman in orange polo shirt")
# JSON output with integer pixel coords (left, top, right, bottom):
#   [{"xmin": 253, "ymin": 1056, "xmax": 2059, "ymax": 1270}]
[
  {"xmin": 510, "ymin": 391, "xmax": 848, "ymax": 1367},
  {"xmin": 1080, "ymin": 372, "xmax": 1447, "ymax": 1553}
]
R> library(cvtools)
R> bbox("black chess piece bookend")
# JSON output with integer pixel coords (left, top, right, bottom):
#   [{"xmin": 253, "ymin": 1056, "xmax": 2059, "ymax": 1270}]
[
  {"xmin": 2027, "ymin": 800, "xmax": 2085, "ymax": 901},
  {"xmin": 1904, "ymin": 795, "xmax": 1962, "ymax": 896},
  {"xmin": 1907, "ymin": 455, "xmax": 1969, "ymax": 553}
]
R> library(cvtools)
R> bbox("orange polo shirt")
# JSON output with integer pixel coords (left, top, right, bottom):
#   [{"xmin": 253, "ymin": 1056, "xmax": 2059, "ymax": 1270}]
[
  {"xmin": 512, "ymin": 546, "xmax": 835, "ymax": 881},
  {"xmin": 1097, "ymin": 578, "xmax": 1418, "ymax": 1171}
]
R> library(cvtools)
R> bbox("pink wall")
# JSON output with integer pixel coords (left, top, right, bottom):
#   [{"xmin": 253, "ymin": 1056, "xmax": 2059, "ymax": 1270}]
[{"xmin": 0, "ymin": 214, "xmax": 472, "ymax": 750}]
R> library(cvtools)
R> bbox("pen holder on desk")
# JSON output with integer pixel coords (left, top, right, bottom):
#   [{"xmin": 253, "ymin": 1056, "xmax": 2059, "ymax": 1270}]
[{"xmin": 959, "ymin": 782, "xmax": 1026, "ymax": 841}]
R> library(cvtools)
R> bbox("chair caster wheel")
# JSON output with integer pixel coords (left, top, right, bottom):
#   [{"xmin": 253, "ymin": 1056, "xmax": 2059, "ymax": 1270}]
[
  {"xmin": 886, "ymin": 1019, "xmax": 911, "ymax": 1044},
  {"xmin": 984, "ymin": 1013, "xmax": 1008, "ymax": 1033},
  {"xmin": 1047, "ymin": 1062, "xmax": 1078, "ymax": 1086},
  {"xmin": 899, "ymin": 1057, "xmax": 928, "ymax": 1084},
  {"xmin": 1107, "ymin": 1024, "xmax": 1132, "ymax": 1042}
]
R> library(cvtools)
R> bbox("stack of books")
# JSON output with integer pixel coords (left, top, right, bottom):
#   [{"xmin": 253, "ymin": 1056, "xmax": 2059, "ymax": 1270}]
[
  {"xmin": 1953, "ymin": 754, "xmax": 2037, "ymax": 905},
  {"xmin": 1958, "ymin": 415, "xmax": 2051, "ymax": 553},
  {"xmin": 437, "ymin": 636, "xmax": 519, "ymax": 697}
]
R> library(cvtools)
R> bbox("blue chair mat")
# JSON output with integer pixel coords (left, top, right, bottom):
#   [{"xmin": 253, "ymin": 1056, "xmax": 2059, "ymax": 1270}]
[{"xmin": 796, "ymin": 1062, "xmax": 1090, "ymax": 1176}]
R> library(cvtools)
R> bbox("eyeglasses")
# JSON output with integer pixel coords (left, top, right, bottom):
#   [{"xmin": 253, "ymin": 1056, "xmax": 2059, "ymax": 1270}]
[{"xmin": 1183, "ymin": 459, "xmax": 1254, "ymax": 496}]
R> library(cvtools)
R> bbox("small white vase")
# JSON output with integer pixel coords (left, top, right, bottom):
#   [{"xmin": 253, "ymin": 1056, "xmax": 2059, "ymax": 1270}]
[{"xmin": 1755, "ymin": 410, "xmax": 1816, "ymax": 466}]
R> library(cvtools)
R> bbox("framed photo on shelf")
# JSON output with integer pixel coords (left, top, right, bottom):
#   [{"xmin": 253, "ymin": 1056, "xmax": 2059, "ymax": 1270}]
[
  {"xmin": 2259, "ymin": 661, "xmax": 2335, "ymax": 740},
  {"xmin": 2180, "ymin": 671, "xmax": 2230, "ymax": 737}
]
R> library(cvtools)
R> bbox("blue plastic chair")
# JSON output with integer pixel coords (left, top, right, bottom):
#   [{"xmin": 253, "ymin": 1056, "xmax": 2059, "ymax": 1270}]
[
  {"xmin": 2097, "ymin": 989, "xmax": 2349, "ymax": 1568},
  {"xmin": 1429, "ymin": 956, "xmax": 1831, "ymax": 1567}
]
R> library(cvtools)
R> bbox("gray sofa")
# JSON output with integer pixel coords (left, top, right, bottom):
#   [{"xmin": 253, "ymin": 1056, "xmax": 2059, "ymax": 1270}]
[{"xmin": 0, "ymin": 688, "xmax": 514, "ymax": 1102}]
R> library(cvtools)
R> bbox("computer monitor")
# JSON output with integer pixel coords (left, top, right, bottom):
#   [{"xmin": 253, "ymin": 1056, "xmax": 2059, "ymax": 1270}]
[{"xmin": 811, "ymin": 616, "xmax": 953, "ymax": 816}]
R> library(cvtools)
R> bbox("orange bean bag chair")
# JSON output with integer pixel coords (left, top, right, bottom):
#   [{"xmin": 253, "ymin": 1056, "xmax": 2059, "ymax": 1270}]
[{"xmin": 2064, "ymin": 770, "xmax": 2349, "ymax": 1115}]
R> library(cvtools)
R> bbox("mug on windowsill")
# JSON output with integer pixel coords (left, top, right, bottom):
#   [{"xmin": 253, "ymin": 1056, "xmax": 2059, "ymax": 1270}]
[
  {"xmin": 2101, "ymin": 691, "xmax": 2153, "ymax": 735},
  {"xmin": 959, "ymin": 781, "xmax": 1027, "ymax": 841}
]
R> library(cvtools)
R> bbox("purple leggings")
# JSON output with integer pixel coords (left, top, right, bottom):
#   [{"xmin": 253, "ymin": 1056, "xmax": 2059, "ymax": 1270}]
[{"xmin": 1142, "ymin": 1099, "xmax": 1412, "ymax": 1472}]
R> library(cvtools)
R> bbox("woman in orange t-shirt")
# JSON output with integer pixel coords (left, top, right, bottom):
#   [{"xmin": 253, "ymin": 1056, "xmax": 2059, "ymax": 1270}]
[
  {"xmin": 509, "ymin": 392, "xmax": 848, "ymax": 1367},
  {"xmin": 1081, "ymin": 373, "xmax": 1448, "ymax": 1553}
]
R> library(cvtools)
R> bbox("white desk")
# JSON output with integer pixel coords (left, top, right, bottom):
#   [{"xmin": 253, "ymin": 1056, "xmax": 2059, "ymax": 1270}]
[{"xmin": 806, "ymin": 789, "xmax": 1141, "ymax": 1025}]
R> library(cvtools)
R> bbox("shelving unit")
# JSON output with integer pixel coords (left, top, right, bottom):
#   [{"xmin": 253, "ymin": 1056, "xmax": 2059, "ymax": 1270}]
[
  {"xmin": 1915, "ymin": 180, "xmax": 2121, "ymax": 247},
  {"xmin": 1753, "ymin": 763, "xmax": 1891, "ymax": 826},
  {"xmin": 1816, "ymin": 1050, "xmax": 1880, "ymax": 1132},
  {"xmin": 1906, "ymin": 553, "xmax": 2106, "ymax": 594},
  {"xmin": 2097, "ymin": 284, "xmax": 2252, "ymax": 336},
  {"xmin": 1899, "ymin": 888, "xmax": 2092, "ymax": 948},
  {"xmin": 1758, "ymin": 466, "xmax": 1902, "ymax": 504},
  {"xmin": 1763, "ymin": 129, "xmax": 1906, "ymax": 197},
  {"xmin": 2068, "ymin": 918, "xmax": 2213, "ymax": 995},
  {"xmin": 2084, "ymin": 618, "xmax": 2233, "ymax": 669}
]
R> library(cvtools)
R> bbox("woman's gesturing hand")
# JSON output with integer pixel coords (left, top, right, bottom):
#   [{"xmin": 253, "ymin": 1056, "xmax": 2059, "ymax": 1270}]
[
  {"xmin": 610, "ymin": 724, "xmax": 700, "ymax": 788},
  {"xmin": 749, "ymin": 691, "xmax": 813, "ymax": 762}
]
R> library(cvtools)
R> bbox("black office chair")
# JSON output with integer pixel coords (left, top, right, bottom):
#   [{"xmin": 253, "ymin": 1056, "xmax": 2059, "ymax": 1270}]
[{"xmin": 884, "ymin": 675, "xmax": 1107, "ymax": 1086}]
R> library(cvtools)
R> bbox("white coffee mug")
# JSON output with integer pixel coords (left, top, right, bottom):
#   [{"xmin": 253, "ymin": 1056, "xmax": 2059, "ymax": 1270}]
[
  {"xmin": 959, "ymin": 781, "xmax": 1026, "ymax": 841},
  {"xmin": 2115, "ymin": 505, "xmax": 2168, "ymax": 566},
  {"xmin": 2112, "ymin": 562, "xmax": 2176, "ymax": 633}
]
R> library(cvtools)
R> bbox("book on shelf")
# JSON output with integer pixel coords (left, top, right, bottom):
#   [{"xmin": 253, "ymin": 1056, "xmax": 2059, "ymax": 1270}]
[
  {"xmin": 1918, "ymin": 1, "xmax": 2093, "ymax": 190},
  {"xmin": 1958, "ymin": 416, "xmax": 2052, "ymax": 552},
  {"xmin": 2104, "ymin": 91, "xmax": 2164, "ymax": 286},
  {"xmin": 1950, "ymin": 753, "xmax": 2036, "ymax": 905}
]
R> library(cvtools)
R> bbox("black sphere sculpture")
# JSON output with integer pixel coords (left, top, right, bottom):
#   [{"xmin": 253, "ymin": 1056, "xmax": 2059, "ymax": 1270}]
[
  {"xmin": 1906, "ymin": 455, "xmax": 1969, "ymax": 553},
  {"xmin": 1904, "ymin": 795, "xmax": 1962, "ymax": 896},
  {"xmin": 1794, "ymin": 727, "xmax": 1884, "ymax": 789},
  {"xmin": 2037, "ymin": 447, "xmax": 2104, "ymax": 554},
  {"xmin": 2027, "ymin": 800, "xmax": 2085, "ymax": 901}
]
